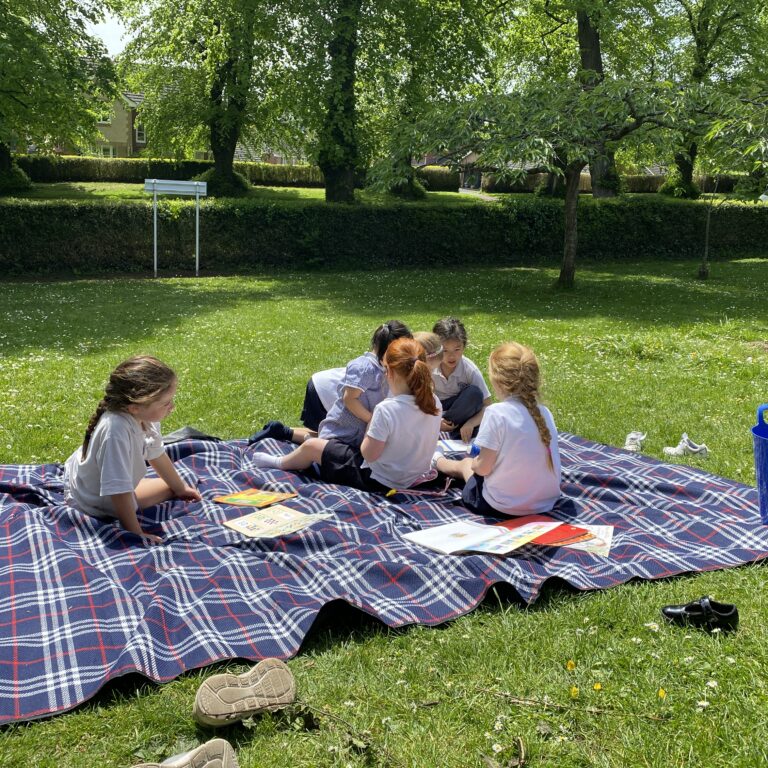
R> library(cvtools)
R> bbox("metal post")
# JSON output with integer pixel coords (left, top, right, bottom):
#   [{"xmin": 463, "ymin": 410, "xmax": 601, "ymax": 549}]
[
  {"xmin": 195, "ymin": 183, "xmax": 200, "ymax": 277},
  {"xmin": 152, "ymin": 180, "xmax": 158, "ymax": 278}
]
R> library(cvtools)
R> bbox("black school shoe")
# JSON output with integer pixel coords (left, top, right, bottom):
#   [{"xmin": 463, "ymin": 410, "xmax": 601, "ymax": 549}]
[{"xmin": 661, "ymin": 596, "xmax": 739, "ymax": 633}]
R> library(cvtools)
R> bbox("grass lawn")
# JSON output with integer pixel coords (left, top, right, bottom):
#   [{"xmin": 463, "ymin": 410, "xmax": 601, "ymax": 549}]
[
  {"xmin": 1, "ymin": 260, "xmax": 767, "ymax": 767},
  {"xmin": 7, "ymin": 182, "xmax": 485, "ymax": 207}
]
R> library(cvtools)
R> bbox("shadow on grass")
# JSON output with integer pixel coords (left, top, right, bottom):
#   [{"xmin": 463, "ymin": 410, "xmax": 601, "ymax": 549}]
[{"xmin": 2, "ymin": 259, "xmax": 766, "ymax": 358}]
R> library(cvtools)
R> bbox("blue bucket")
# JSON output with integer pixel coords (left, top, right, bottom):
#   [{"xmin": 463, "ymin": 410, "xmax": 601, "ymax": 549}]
[{"xmin": 753, "ymin": 405, "xmax": 768, "ymax": 524}]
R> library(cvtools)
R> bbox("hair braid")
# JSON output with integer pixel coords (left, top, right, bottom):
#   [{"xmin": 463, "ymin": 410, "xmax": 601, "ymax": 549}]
[
  {"xmin": 384, "ymin": 338, "xmax": 438, "ymax": 416},
  {"xmin": 518, "ymin": 390, "xmax": 554, "ymax": 472},
  {"xmin": 82, "ymin": 399, "xmax": 108, "ymax": 459}
]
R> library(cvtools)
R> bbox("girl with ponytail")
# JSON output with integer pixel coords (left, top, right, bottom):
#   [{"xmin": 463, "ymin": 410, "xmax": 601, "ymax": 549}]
[
  {"xmin": 434, "ymin": 342, "xmax": 562, "ymax": 516},
  {"xmin": 64, "ymin": 356, "xmax": 201, "ymax": 542},
  {"xmin": 252, "ymin": 338, "xmax": 442, "ymax": 493}
]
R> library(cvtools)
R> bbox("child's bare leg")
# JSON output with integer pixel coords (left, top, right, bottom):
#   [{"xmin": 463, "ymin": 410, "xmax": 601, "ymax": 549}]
[
  {"xmin": 135, "ymin": 478, "xmax": 175, "ymax": 509},
  {"xmin": 252, "ymin": 437, "xmax": 327, "ymax": 469},
  {"xmin": 290, "ymin": 427, "xmax": 317, "ymax": 445},
  {"xmin": 435, "ymin": 456, "xmax": 474, "ymax": 482}
]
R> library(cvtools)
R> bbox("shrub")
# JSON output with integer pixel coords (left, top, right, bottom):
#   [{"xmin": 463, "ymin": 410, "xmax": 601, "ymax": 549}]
[
  {"xmin": 623, "ymin": 175, "xmax": 664, "ymax": 193},
  {"xmin": 659, "ymin": 171, "xmax": 701, "ymax": 199},
  {"xmin": 14, "ymin": 154, "xmax": 326, "ymax": 188},
  {"xmin": 0, "ymin": 164, "xmax": 32, "ymax": 195},
  {"xmin": 415, "ymin": 165, "xmax": 459, "ymax": 192},
  {"xmin": 193, "ymin": 168, "xmax": 251, "ymax": 197},
  {"xmin": 1, "ymin": 195, "xmax": 765, "ymax": 276},
  {"xmin": 482, "ymin": 173, "xmax": 546, "ymax": 193}
]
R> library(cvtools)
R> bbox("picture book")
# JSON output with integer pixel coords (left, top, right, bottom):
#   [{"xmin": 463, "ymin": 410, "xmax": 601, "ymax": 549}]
[
  {"xmin": 403, "ymin": 519, "xmax": 562, "ymax": 556},
  {"xmin": 437, "ymin": 438, "xmax": 471, "ymax": 457},
  {"xmin": 214, "ymin": 488, "xmax": 298, "ymax": 508},
  {"xmin": 223, "ymin": 504, "xmax": 330, "ymax": 538},
  {"xmin": 495, "ymin": 515, "xmax": 613, "ymax": 557}
]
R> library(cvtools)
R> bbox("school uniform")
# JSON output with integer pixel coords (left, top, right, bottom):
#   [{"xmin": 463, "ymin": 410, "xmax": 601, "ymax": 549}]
[
  {"xmin": 462, "ymin": 397, "xmax": 561, "ymax": 516},
  {"xmin": 431, "ymin": 356, "xmax": 490, "ymax": 429},
  {"xmin": 320, "ymin": 393, "xmax": 441, "ymax": 492},
  {"xmin": 64, "ymin": 411, "xmax": 166, "ymax": 519},
  {"xmin": 300, "ymin": 367, "xmax": 345, "ymax": 431},
  {"xmin": 318, "ymin": 352, "xmax": 387, "ymax": 448}
]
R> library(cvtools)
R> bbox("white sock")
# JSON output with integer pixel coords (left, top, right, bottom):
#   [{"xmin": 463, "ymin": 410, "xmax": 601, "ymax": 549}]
[{"xmin": 252, "ymin": 451, "xmax": 284, "ymax": 469}]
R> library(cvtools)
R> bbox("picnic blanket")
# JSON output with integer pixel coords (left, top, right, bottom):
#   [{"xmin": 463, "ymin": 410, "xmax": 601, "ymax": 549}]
[{"xmin": 0, "ymin": 433, "xmax": 764, "ymax": 724}]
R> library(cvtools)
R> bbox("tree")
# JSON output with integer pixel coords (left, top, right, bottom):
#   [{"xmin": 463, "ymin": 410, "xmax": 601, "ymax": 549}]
[
  {"xmin": 121, "ymin": 0, "xmax": 287, "ymax": 195},
  {"xmin": 0, "ymin": 0, "xmax": 116, "ymax": 188}
]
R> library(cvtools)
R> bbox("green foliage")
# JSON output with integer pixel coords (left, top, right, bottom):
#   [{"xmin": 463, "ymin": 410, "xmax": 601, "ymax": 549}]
[
  {"xmin": 14, "ymin": 155, "xmax": 325, "ymax": 188},
  {"xmin": 1, "ymin": 0, "xmax": 117, "ymax": 151},
  {"xmin": 0, "ymin": 164, "xmax": 32, "ymax": 195},
  {"xmin": 483, "ymin": 173, "xmax": 544, "ymax": 193},
  {"xmin": 192, "ymin": 169, "xmax": 251, "ymax": 198},
  {"xmin": 2, "ymin": 195, "xmax": 766, "ymax": 276},
  {"xmin": 659, "ymin": 172, "xmax": 701, "ymax": 200},
  {"xmin": 415, "ymin": 166, "xmax": 459, "ymax": 193}
]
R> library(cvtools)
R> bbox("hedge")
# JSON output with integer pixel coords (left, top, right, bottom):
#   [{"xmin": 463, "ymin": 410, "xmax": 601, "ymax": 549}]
[
  {"xmin": 415, "ymin": 165, "xmax": 460, "ymax": 192},
  {"xmin": 0, "ymin": 195, "xmax": 765, "ymax": 275},
  {"xmin": 482, "ymin": 173, "xmax": 740, "ymax": 194},
  {"xmin": 14, "ymin": 155, "xmax": 325, "ymax": 187}
]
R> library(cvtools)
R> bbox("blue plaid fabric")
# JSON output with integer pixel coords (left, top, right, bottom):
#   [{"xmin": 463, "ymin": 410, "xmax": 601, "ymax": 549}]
[{"xmin": 0, "ymin": 433, "xmax": 763, "ymax": 723}]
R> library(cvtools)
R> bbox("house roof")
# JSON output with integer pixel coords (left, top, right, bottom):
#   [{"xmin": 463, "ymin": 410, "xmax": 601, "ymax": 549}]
[{"xmin": 122, "ymin": 92, "xmax": 145, "ymax": 108}]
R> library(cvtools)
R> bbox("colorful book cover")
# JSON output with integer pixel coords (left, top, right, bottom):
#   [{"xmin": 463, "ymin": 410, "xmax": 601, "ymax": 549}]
[
  {"xmin": 223, "ymin": 504, "xmax": 330, "ymax": 538},
  {"xmin": 214, "ymin": 488, "xmax": 298, "ymax": 508},
  {"xmin": 495, "ymin": 515, "xmax": 613, "ymax": 556}
]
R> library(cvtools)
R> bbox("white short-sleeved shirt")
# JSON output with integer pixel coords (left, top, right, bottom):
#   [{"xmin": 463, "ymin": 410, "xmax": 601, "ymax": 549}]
[
  {"xmin": 319, "ymin": 352, "xmax": 387, "ymax": 447},
  {"xmin": 474, "ymin": 397, "xmax": 561, "ymax": 514},
  {"xmin": 64, "ymin": 411, "xmax": 166, "ymax": 519},
  {"xmin": 431, "ymin": 356, "xmax": 491, "ymax": 401},
  {"xmin": 311, "ymin": 367, "xmax": 346, "ymax": 412},
  {"xmin": 363, "ymin": 394, "xmax": 442, "ymax": 489}
]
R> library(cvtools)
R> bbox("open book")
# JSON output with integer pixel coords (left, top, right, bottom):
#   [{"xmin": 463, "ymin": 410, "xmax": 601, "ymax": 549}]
[
  {"xmin": 404, "ymin": 516, "xmax": 613, "ymax": 556},
  {"xmin": 223, "ymin": 504, "xmax": 330, "ymax": 538}
]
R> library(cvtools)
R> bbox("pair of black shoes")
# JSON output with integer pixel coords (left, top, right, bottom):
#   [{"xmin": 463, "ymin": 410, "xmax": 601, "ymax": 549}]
[
  {"xmin": 248, "ymin": 421, "xmax": 293, "ymax": 445},
  {"xmin": 661, "ymin": 596, "xmax": 739, "ymax": 633}
]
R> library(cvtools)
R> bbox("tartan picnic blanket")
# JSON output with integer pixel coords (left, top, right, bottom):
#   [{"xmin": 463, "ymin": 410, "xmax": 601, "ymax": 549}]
[{"xmin": 0, "ymin": 433, "xmax": 764, "ymax": 724}]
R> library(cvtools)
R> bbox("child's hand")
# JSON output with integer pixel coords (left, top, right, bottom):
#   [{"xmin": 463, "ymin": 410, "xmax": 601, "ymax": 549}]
[
  {"xmin": 176, "ymin": 484, "xmax": 202, "ymax": 502},
  {"xmin": 459, "ymin": 422, "xmax": 475, "ymax": 443},
  {"xmin": 140, "ymin": 532, "xmax": 163, "ymax": 545},
  {"xmin": 440, "ymin": 418, "xmax": 456, "ymax": 432}
]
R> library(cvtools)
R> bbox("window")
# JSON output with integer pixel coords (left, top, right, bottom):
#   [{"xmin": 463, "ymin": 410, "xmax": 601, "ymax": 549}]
[
  {"xmin": 100, "ymin": 145, "xmax": 115, "ymax": 158},
  {"xmin": 97, "ymin": 109, "xmax": 112, "ymax": 125},
  {"xmin": 135, "ymin": 124, "xmax": 146, "ymax": 144}
]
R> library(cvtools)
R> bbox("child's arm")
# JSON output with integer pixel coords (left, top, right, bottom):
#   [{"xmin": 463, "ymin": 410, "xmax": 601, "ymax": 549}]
[
  {"xmin": 110, "ymin": 492, "xmax": 162, "ymax": 543},
  {"xmin": 470, "ymin": 447, "xmax": 497, "ymax": 477},
  {"xmin": 459, "ymin": 397, "xmax": 492, "ymax": 442},
  {"xmin": 342, "ymin": 386, "xmax": 373, "ymax": 424},
  {"xmin": 360, "ymin": 435, "xmax": 386, "ymax": 463},
  {"xmin": 148, "ymin": 453, "xmax": 202, "ymax": 501}
]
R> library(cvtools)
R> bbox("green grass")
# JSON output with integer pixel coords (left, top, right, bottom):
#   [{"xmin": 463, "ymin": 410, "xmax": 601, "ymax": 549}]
[
  {"xmin": 6, "ymin": 182, "xmax": 483, "ymax": 206},
  {"xmin": 1, "ymin": 261, "xmax": 768, "ymax": 767}
]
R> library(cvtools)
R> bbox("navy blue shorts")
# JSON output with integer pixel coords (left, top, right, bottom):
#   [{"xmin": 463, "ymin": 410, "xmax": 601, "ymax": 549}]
[
  {"xmin": 319, "ymin": 438, "xmax": 390, "ymax": 494},
  {"xmin": 300, "ymin": 379, "xmax": 328, "ymax": 432},
  {"xmin": 461, "ymin": 474, "xmax": 503, "ymax": 516}
]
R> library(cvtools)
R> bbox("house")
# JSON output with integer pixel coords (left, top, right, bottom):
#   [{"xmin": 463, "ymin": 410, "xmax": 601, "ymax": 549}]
[{"xmin": 94, "ymin": 92, "xmax": 146, "ymax": 157}]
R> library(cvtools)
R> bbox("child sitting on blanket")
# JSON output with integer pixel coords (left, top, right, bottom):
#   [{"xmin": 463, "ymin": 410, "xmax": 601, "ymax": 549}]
[
  {"xmin": 250, "ymin": 320, "xmax": 411, "ymax": 447},
  {"xmin": 251, "ymin": 338, "xmax": 442, "ymax": 493},
  {"xmin": 64, "ymin": 356, "xmax": 201, "ymax": 543},
  {"xmin": 434, "ymin": 342, "xmax": 561, "ymax": 516},
  {"xmin": 431, "ymin": 317, "xmax": 492, "ymax": 442},
  {"xmin": 413, "ymin": 331, "xmax": 444, "ymax": 368}
]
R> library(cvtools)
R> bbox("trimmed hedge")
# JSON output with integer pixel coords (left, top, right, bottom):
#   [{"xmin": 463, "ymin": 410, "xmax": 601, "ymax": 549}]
[
  {"xmin": 415, "ymin": 165, "xmax": 460, "ymax": 192},
  {"xmin": 14, "ymin": 155, "xmax": 325, "ymax": 188},
  {"xmin": 483, "ymin": 173, "xmax": 739, "ymax": 194},
  {"xmin": 1, "ymin": 195, "xmax": 765, "ymax": 275}
]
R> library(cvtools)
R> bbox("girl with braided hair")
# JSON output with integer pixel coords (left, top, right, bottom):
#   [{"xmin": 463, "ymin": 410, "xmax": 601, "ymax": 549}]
[
  {"xmin": 434, "ymin": 342, "xmax": 561, "ymax": 516},
  {"xmin": 251, "ymin": 338, "xmax": 442, "ymax": 493},
  {"xmin": 64, "ymin": 356, "xmax": 201, "ymax": 543}
]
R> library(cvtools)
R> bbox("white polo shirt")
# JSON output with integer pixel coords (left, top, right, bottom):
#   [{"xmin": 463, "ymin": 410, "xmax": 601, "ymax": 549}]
[
  {"xmin": 431, "ymin": 356, "xmax": 491, "ymax": 401},
  {"xmin": 311, "ymin": 367, "xmax": 346, "ymax": 411},
  {"xmin": 474, "ymin": 397, "xmax": 561, "ymax": 514},
  {"xmin": 64, "ymin": 411, "xmax": 166, "ymax": 519},
  {"xmin": 363, "ymin": 394, "xmax": 442, "ymax": 489}
]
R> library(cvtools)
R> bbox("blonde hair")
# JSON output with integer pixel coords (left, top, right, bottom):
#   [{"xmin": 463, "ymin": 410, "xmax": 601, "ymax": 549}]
[
  {"xmin": 413, "ymin": 331, "xmax": 443, "ymax": 363},
  {"xmin": 82, "ymin": 356, "xmax": 176, "ymax": 459},
  {"xmin": 489, "ymin": 342, "xmax": 553, "ymax": 471}
]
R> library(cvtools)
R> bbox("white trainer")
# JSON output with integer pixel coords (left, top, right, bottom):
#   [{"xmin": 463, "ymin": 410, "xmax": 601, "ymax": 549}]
[
  {"xmin": 133, "ymin": 738, "xmax": 238, "ymax": 768},
  {"xmin": 663, "ymin": 433, "xmax": 709, "ymax": 458},
  {"xmin": 623, "ymin": 431, "xmax": 646, "ymax": 452}
]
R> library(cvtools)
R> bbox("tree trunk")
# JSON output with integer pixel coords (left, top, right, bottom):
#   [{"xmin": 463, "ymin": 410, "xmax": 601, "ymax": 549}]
[
  {"xmin": 590, "ymin": 146, "xmax": 620, "ymax": 197},
  {"xmin": 318, "ymin": 0, "xmax": 361, "ymax": 204},
  {"xmin": 576, "ymin": 10, "xmax": 619, "ymax": 198},
  {"xmin": 0, "ymin": 143, "xmax": 11, "ymax": 173},
  {"xmin": 558, "ymin": 162, "xmax": 586, "ymax": 289},
  {"xmin": 210, "ymin": 120, "xmax": 239, "ymax": 183},
  {"xmin": 674, "ymin": 141, "xmax": 698, "ymax": 186}
]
